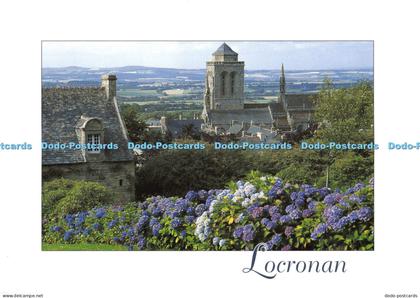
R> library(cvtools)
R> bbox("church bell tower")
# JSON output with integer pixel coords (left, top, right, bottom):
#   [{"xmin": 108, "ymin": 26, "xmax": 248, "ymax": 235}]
[{"xmin": 203, "ymin": 43, "xmax": 245, "ymax": 112}]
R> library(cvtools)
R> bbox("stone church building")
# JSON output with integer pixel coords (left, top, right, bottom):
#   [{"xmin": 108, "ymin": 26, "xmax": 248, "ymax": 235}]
[
  {"xmin": 42, "ymin": 75, "xmax": 135, "ymax": 202},
  {"xmin": 201, "ymin": 43, "xmax": 314, "ymax": 134}
]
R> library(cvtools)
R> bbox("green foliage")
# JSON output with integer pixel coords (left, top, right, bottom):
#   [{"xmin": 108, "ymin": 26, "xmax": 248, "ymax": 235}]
[
  {"xmin": 135, "ymin": 147, "xmax": 252, "ymax": 199},
  {"xmin": 120, "ymin": 104, "xmax": 164, "ymax": 143},
  {"xmin": 318, "ymin": 151, "xmax": 374, "ymax": 189},
  {"xmin": 42, "ymin": 178, "xmax": 114, "ymax": 218},
  {"xmin": 314, "ymin": 80, "xmax": 374, "ymax": 144}
]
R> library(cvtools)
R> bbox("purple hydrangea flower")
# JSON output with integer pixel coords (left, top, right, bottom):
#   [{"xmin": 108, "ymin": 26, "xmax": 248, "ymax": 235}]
[
  {"xmin": 250, "ymin": 207, "xmax": 264, "ymax": 219},
  {"xmin": 289, "ymin": 209, "xmax": 302, "ymax": 220},
  {"xmin": 242, "ymin": 224, "xmax": 255, "ymax": 242},
  {"xmin": 233, "ymin": 226, "xmax": 244, "ymax": 239},
  {"xmin": 357, "ymin": 207, "xmax": 373, "ymax": 222},
  {"xmin": 171, "ymin": 217, "xmax": 181, "ymax": 229},
  {"xmin": 284, "ymin": 226, "xmax": 294, "ymax": 238},
  {"xmin": 311, "ymin": 223, "xmax": 328, "ymax": 240},
  {"xmin": 279, "ymin": 215, "xmax": 292, "ymax": 224},
  {"xmin": 332, "ymin": 216, "xmax": 350, "ymax": 231},
  {"xmin": 281, "ymin": 244, "xmax": 292, "ymax": 251},
  {"xmin": 302, "ymin": 209, "xmax": 314, "ymax": 218},
  {"xmin": 271, "ymin": 234, "xmax": 282, "ymax": 245},
  {"xmin": 268, "ymin": 206, "xmax": 279, "ymax": 217}
]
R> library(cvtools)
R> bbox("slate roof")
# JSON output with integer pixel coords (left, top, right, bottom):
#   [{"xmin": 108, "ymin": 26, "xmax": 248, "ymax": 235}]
[
  {"xmin": 208, "ymin": 108, "xmax": 273, "ymax": 125},
  {"xmin": 268, "ymin": 102, "xmax": 286, "ymax": 114},
  {"xmin": 164, "ymin": 119, "xmax": 203, "ymax": 138},
  {"xmin": 212, "ymin": 43, "xmax": 238, "ymax": 56},
  {"xmin": 227, "ymin": 123, "xmax": 243, "ymax": 135},
  {"xmin": 42, "ymin": 87, "xmax": 133, "ymax": 165},
  {"xmin": 286, "ymin": 94, "xmax": 315, "ymax": 109}
]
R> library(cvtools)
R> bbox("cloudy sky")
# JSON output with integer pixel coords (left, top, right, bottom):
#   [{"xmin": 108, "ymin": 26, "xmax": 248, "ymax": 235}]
[{"xmin": 42, "ymin": 41, "xmax": 373, "ymax": 70}]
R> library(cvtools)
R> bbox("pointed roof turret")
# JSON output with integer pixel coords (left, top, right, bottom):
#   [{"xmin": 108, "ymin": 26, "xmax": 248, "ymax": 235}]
[
  {"xmin": 212, "ymin": 43, "xmax": 238, "ymax": 62},
  {"xmin": 212, "ymin": 43, "xmax": 238, "ymax": 56}
]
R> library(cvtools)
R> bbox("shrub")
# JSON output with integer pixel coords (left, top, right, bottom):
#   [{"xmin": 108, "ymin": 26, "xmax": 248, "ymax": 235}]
[
  {"xmin": 43, "ymin": 172, "xmax": 373, "ymax": 251},
  {"xmin": 42, "ymin": 179, "xmax": 114, "ymax": 218}
]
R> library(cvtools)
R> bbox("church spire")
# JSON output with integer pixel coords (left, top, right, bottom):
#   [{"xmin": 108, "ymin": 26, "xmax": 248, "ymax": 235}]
[
  {"xmin": 280, "ymin": 63, "xmax": 286, "ymax": 94},
  {"xmin": 279, "ymin": 63, "xmax": 286, "ymax": 104}
]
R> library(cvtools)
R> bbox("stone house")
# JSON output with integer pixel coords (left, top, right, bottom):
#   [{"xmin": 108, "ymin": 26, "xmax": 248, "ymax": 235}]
[{"xmin": 42, "ymin": 75, "xmax": 135, "ymax": 202}]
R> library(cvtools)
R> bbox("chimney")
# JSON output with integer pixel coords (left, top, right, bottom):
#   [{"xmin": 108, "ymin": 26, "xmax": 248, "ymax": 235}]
[
  {"xmin": 101, "ymin": 74, "xmax": 117, "ymax": 100},
  {"xmin": 160, "ymin": 116, "xmax": 167, "ymax": 127}
]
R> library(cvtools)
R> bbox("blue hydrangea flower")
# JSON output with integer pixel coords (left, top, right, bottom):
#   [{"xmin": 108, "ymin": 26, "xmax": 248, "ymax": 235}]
[
  {"xmin": 289, "ymin": 209, "xmax": 302, "ymax": 220},
  {"xmin": 357, "ymin": 207, "xmax": 373, "ymax": 222},
  {"xmin": 266, "ymin": 220, "xmax": 277, "ymax": 230},
  {"xmin": 212, "ymin": 237, "xmax": 220, "ymax": 246},
  {"xmin": 219, "ymin": 239, "xmax": 226, "ymax": 247},
  {"xmin": 323, "ymin": 194, "xmax": 338, "ymax": 206},
  {"xmin": 63, "ymin": 230, "xmax": 73, "ymax": 241},
  {"xmin": 92, "ymin": 223, "xmax": 101, "ymax": 231},
  {"xmin": 152, "ymin": 223, "xmax": 161, "ymax": 236},
  {"xmin": 195, "ymin": 204, "xmax": 206, "ymax": 216},
  {"xmin": 51, "ymin": 226, "xmax": 61, "ymax": 232},
  {"xmin": 171, "ymin": 217, "xmax": 182, "ymax": 229},
  {"xmin": 185, "ymin": 190, "xmax": 198, "ymax": 201},
  {"xmin": 271, "ymin": 234, "xmax": 282, "ymax": 245},
  {"xmin": 332, "ymin": 216, "xmax": 350, "ymax": 231},
  {"xmin": 180, "ymin": 230, "xmax": 187, "ymax": 238},
  {"xmin": 95, "ymin": 208, "xmax": 106, "ymax": 219},
  {"xmin": 137, "ymin": 236, "xmax": 146, "ymax": 249},
  {"xmin": 186, "ymin": 207, "xmax": 195, "ymax": 215},
  {"xmin": 149, "ymin": 217, "xmax": 159, "ymax": 227},
  {"xmin": 311, "ymin": 223, "xmax": 328, "ymax": 240},
  {"xmin": 279, "ymin": 215, "xmax": 292, "ymax": 224},
  {"xmin": 108, "ymin": 219, "xmax": 118, "ymax": 229},
  {"xmin": 285, "ymin": 204, "xmax": 296, "ymax": 214},
  {"xmin": 347, "ymin": 210, "xmax": 359, "ymax": 223},
  {"xmin": 261, "ymin": 218, "xmax": 270, "ymax": 226},
  {"xmin": 295, "ymin": 198, "xmax": 305, "ymax": 208}
]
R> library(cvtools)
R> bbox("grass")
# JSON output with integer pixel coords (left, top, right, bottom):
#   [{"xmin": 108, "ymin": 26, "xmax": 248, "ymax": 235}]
[{"xmin": 42, "ymin": 243, "xmax": 128, "ymax": 251}]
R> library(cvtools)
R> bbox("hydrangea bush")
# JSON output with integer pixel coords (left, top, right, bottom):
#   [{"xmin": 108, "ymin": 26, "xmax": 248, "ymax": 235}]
[{"xmin": 43, "ymin": 172, "xmax": 374, "ymax": 251}]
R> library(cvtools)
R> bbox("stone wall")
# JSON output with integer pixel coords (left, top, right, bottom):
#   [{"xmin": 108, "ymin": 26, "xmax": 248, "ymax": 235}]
[{"xmin": 42, "ymin": 160, "xmax": 135, "ymax": 203}]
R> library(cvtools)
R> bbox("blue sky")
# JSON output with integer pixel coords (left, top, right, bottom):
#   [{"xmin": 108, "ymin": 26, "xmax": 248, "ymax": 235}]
[{"xmin": 42, "ymin": 41, "xmax": 373, "ymax": 70}]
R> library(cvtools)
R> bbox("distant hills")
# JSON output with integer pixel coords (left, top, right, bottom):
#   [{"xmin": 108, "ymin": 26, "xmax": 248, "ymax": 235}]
[{"xmin": 42, "ymin": 65, "xmax": 373, "ymax": 83}]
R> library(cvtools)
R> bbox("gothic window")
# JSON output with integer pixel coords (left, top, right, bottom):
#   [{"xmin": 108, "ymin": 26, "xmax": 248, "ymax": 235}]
[
  {"xmin": 230, "ymin": 72, "xmax": 236, "ymax": 96},
  {"xmin": 221, "ymin": 71, "xmax": 227, "ymax": 96}
]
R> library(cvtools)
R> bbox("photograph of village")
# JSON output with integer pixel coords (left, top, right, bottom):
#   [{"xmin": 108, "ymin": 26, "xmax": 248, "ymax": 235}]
[{"xmin": 42, "ymin": 41, "xmax": 374, "ymax": 251}]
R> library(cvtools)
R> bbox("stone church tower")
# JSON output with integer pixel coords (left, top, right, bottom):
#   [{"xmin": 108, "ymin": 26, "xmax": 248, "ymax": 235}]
[{"xmin": 203, "ymin": 43, "xmax": 245, "ymax": 114}]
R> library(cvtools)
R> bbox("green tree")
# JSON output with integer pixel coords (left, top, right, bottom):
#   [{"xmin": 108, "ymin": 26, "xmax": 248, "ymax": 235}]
[{"xmin": 314, "ymin": 80, "xmax": 374, "ymax": 144}]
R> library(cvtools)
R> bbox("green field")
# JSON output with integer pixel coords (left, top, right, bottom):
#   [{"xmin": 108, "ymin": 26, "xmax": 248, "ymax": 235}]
[
  {"xmin": 42, "ymin": 243, "xmax": 128, "ymax": 251},
  {"xmin": 118, "ymin": 89, "xmax": 160, "ymax": 97}
]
